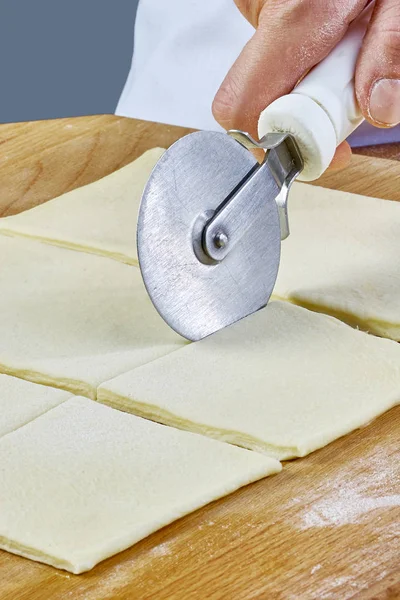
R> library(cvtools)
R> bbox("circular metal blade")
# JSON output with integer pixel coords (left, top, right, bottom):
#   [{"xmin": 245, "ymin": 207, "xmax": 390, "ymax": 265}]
[{"xmin": 137, "ymin": 131, "xmax": 281, "ymax": 341}]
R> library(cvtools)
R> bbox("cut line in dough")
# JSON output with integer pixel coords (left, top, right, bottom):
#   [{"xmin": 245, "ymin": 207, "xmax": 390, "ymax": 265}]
[
  {"xmin": 272, "ymin": 182, "xmax": 400, "ymax": 341},
  {"xmin": 0, "ymin": 235, "xmax": 185, "ymax": 398},
  {"xmin": 98, "ymin": 302, "xmax": 400, "ymax": 460},
  {"xmin": 0, "ymin": 373, "xmax": 71, "ymax": 438},
  {"xmin": 2, "ymin": 149, "xmax": 398, "ymax": 342},
  {"xmin": 0, "ymin": 148, "xmax": 164, "ymax": 265},
  {"xmin": 0, "ymin": 397, "xmax": 280, "ymax": 573}
]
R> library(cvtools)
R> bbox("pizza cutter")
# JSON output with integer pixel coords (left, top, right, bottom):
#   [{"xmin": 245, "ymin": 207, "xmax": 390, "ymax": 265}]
[{"xmin": 137, "ymin": 3, "xmax": 374, "ymax": 341}]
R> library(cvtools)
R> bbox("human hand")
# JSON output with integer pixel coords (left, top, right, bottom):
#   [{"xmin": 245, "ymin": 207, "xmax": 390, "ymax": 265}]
[{"xmin": 213, "ymin": 0, "xmax": 400, "ymax": 171}]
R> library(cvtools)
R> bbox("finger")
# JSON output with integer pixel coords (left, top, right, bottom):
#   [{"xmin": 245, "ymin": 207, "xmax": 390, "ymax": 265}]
[
  {"xmin": 356, "ymin": 0, "xmax": 400, "ymax": 127},
  {"xmin": 213, "ymin": 0, "xmax": 368, "ymax": 136},
  {"xmin": 327, "ymin": 141, "xmax": 352, "ymax": 171},
  {"xmin": 250, "ymin": 148, "xmax": 265, "ymax": 163}
]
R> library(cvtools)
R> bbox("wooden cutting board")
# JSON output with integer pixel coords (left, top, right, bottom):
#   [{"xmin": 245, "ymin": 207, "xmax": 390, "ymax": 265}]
[{"xmin": 0, "ymin": 116, "xmax": 399, "ymax": 600}]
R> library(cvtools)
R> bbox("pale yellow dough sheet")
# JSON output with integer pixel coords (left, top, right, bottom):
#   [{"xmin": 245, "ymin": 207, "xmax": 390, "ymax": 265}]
[
  {"xmin": 0, "ymin": 374, "xmax": 70, "ymax": 437},
  {"xmin": 0, "ymin": 148, "xmax": 164, "ymax": 265},
  {"xmin": 2, "ymin": 156, "xmax": 398, "ymax": 339},
  {"xmin": 0, "ymin": 236, "xmax": 185, "ymax": 398},
  {"xmin": 0, "ymin": 396, "xmax": 280, "ymax": 573},
  {"xmin": 98, "ymin": 302, "xmax": 400, "ymax": 460},
  {"xmin": 272, "ymin": 182, "xmax": 400, "ymax": 341}
]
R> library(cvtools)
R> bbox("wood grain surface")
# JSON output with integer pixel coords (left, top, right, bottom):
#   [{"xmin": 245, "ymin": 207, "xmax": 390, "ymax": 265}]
[
  {"xmin": 0, "ymin": 116, "xmax": 399, "ymax": 600},
  {"xmin": 0, "ymin": 114, "xmax": 399, "ymax": 218},
  {"xmin": 0, "ymin": 115, "xmax": 194, "ymax": 217}
]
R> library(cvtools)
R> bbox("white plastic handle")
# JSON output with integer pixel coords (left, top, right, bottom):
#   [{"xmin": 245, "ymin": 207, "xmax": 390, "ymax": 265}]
[{"xmin": 258, "ymin": 2, "xmax": 375, "ymax": 181}]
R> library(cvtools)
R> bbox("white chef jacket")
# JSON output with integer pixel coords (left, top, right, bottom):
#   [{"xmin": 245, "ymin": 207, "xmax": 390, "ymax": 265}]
[
  {"xmin": 116, "ymin": 0, "xmax": 400, "ymax": 146},
  {"xmin": 116, "ymin": 0, "xmax": 253, "ymax": 131}
]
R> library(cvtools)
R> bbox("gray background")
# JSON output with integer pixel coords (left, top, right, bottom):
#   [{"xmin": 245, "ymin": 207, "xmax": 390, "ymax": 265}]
[
  {"xmin": 0, "ymin": 0, "xmax": 139, "ymax": 123},
  {"xmin": 1, "ymin": 1, "xmax": 399, "ymax": 145}
]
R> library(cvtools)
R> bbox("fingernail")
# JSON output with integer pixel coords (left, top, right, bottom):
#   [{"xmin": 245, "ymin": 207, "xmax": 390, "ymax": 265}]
[{"xmin": 369, "ymin": 78, "xmax": 400, "ymax": 126}]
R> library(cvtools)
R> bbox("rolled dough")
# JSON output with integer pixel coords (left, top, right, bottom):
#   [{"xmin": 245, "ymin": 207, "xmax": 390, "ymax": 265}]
[
  {"xmin": 0, "ymin": 396, "xmax": 280, "ymax": 573},
  {"xmin": 0, "ymin": 148, "xmax": 164, "ymax": 265},
  {"xmin": 98, "ymin": 302, "xmax": 400, "ymax": 460},
  {"xmin": 2, "ymin": 149, "xmax": 398, "ymax": 341},
  {"xmin": 272, "ymin": 182, "xmax": 400, "ymax": 341},
  {"xmin": 0, "ymin": 374, "xmax": 70, "ymax": 437},
  {"xmin": 0, "ymin": 236, "xmax": 185, "ymax": 398}
]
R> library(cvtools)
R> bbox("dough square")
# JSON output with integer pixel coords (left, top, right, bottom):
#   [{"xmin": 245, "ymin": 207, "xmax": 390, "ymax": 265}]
[
  {"xmin": 98, "ymin": 301, "xmax": 400, "ymax": 460},
  {"xmin": 0, "ymin": 396, "xmax": 280, "ymax": 573},
  {"xmin": 0, "ymin": 148, "xmax": 164, "ymax": 265},
  {"xmin": 272, "ymin": 182, "xmax": 400, "ymax": 340},
  {"xmin": 0, "ymin": 235, "xmax": 185, "ymax": 398},
  {"xmin": 0, "ymin": 374, "xmax": 71, "ymax": 437}
]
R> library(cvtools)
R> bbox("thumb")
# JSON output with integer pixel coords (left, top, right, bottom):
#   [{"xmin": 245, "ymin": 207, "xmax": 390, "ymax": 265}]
[{"xmin": 356, "ymin": 0, "xmax": 400, "ymax": 127}]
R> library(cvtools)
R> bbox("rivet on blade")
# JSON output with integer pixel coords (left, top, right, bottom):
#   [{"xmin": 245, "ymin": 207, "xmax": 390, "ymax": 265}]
[{"xmin": 214, "ymin": 232, "xmax": 228, "ymax": 249}]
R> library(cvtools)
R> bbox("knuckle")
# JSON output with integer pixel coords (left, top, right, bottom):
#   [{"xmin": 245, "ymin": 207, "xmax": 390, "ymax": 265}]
[
  {"xmin": 258, "ymin": 0, "xmax": 365, "ymax": 50},
  {"xmin": 212, "ymin": 76, "xmax": 242, "ymax": 126},
  {"xmin": 377, "ymin": 0, "xmax": 400, "ymax": 27},
  {"xmin": 383, "ymin": 29, "xmax": 400, "ymax": 56},
  {"xmin": 370, "ymin": 0, "xmax": 400, "ymax": 43},
  {"xmin": 369, "ymin": 27, "xmax": 400, "ymax": 63}
]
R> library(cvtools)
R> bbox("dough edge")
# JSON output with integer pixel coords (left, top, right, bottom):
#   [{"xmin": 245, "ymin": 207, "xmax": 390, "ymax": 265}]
[
  {"xmin": 97, "ymin": 388, "xmax": 400, "ymax": 461},
  {"xmin": 271, "ymin": 294, "xmax": 400, "ymax": 342},
  {"xmin": 0, "ymin": 462, "xmax": 280, "ymax": 574},
  {"xmin": 0, "ymin": 364, "xmax": 95, "ymax": 399}
]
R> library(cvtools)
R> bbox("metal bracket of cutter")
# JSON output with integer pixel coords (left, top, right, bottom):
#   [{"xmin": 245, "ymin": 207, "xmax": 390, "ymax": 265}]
[
  {"xmin": 228, "ymin": 130, "xmax": 304, "ymax": 240},
  {"xmin": 201, "ymin": 130, "xmax": 302, "ymax": 263}
]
